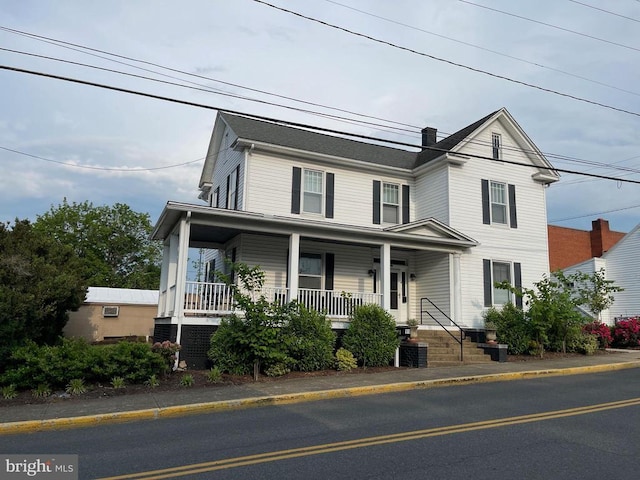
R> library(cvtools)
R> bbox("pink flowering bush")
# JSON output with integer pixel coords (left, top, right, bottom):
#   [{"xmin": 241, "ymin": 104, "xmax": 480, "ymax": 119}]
[
  {"xmin": 582, "ymin": 321, "xmax": 613, "ymax": 348},
  {"xmin": 612, "ymin": 318, "xmax": 640, "ymax": 348},
  {"xmin": 151, "ymin": 341, "xmax": 181, "ymax": 372}
]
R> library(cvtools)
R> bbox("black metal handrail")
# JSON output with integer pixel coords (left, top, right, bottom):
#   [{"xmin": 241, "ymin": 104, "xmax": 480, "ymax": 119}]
[{"xmin": 420, "ymin": 297, "xmax": 464, "ymax": 362}]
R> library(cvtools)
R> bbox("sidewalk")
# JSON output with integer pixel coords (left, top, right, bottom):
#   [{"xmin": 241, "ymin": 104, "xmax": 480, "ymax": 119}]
[{"xmin": 2, "ymin": 350, "xmax": 640, "ymax": 435}]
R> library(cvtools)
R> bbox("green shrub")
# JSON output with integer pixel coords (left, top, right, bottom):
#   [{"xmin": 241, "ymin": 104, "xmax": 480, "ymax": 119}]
[
  {"xmin": 206, "ymin": 367, "xmax": 223, "ymax": 383},
  {"xmin": 180, "ymin": 374, "xmax": 194, "ymax": 387},
  {"xmin": 281, "ymin": 303, "xmax": 336, "ymax": 372},
  {"xmin": 145, "ymin": 374, "xmax": 160, "ymax": 388},
  {"xmin": 66, "ymin": 378, "xmax": 87, "ymax": 395},
  {"xmin": 1, "ymin": 385, "xmax": 17, "ymax": 400},
  {"xmin": 567, "ymin": 332, "xmax": 599, "ymax": 355},
  {"xmin": 486, "ymin": 304, "xmax": 532, "ymax": 355},
  {"xmin": 335, "ymin": 348, "xmax": 357, "ymax": 371},
  {"xmin": 92, "ymin": 341, "xmax": 165, "ymax": 383},
  {"xmin": 31, "ymin": 384, "xmax": 51, "ymax": 398},
  {"xmin": 208, "ymin": 317, "xmax": 253, "ymax": 376},
  {"xmin": 111, "ymin": 376, "xmax": 126, "ymax": 389},
  {"xmin": 150, "ymin": 341, "xmax": 181, "ymax": 373},
  {"xmin": 265, "ymin": 362, "xmax": 291, "ymax": 377},
  {"xmin": 342, "ymin": 304, "xmax": 399, "ymax": 367}
]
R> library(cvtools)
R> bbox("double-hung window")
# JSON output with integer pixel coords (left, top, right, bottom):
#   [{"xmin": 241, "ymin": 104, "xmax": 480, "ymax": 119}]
[
  {"xmin": 483, "ymin": 259, "xmax": 522, "ymax": 308},
  {"xmin": 299, "ymin": 253, "xmax": 322, "ymax": 289},
  {"xmin": 492, "ymin": 132, "xmax": 502, "ymax": 160},
  {"xmin": 227, "ymin": 166, "xmax": 239, "ymax": 210},
  {"xmin": 382, "ymin": 183, "xmax": 399, "ymax": 224},
  {"xmin": 490, "ymin": 181, "xmax": 507, "ymax": 225},
  {"xmin": 303, "ymin": 169, "xmax": 323, "ymax": 214}
]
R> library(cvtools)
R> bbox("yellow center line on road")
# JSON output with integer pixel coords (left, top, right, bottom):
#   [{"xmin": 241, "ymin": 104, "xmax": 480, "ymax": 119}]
[{"xmin": 97, "ymin": 397, "xmax": 640, "ymax": 479}]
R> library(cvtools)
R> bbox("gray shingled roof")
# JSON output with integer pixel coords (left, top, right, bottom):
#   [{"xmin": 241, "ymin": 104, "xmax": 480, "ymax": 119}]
[{"xmin": 220, "ymin": 111, "xmax": 498, "ymax": 170}]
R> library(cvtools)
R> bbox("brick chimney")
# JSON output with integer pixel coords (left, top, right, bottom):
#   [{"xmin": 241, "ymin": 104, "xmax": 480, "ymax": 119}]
[
  {"xmin": 421, "ymin": 127, "xmax": 437, "ymax": 150},
  {"xmin": 590, "ymin": 218, "xmax": 610, "ymax": 257}
]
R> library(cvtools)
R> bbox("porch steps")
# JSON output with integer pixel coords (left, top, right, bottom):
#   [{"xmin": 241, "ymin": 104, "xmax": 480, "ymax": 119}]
[{"xmin": 415, "ymin": 330, "xmax": 493, "ymax": 366}]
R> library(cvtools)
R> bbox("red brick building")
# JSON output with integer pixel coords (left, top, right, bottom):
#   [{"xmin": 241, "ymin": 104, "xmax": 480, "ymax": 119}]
[{"xmin": 548, "ymin": 219, "xmax": 626, "ymax": 271}]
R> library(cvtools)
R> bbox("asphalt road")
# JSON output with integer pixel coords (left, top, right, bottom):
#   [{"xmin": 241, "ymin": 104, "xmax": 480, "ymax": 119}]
[{"xmin": 3, "ymin": 368, "xmax": 639, "ymax": 479}]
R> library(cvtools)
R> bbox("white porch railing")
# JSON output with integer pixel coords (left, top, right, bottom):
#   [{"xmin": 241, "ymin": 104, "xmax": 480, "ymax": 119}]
[{"xmin": 182, "ymin": 282, "xmax": 382, "ymax": 318}]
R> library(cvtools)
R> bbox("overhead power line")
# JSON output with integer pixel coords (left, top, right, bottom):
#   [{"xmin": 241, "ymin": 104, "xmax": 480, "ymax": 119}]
[
  {"xmin": 550, "ymin": 202, "xmax": 640, "ymax": 222},
  {"xmin": 4, "ymin": 26, "xmax": 640, "ymax": 177},
  {"xmin": 251, "ymin": 0, "xmax": 640, "ymax": 119},
  {"xmin": 3, "ymin": 63, "xmax": 640, "ymax": 186},
  {"xmin": 459, "ymin": 0, "xmax": 640, "ymax": 53},
  {"xmin": 567, "ymin": 0, "xmax": 640, "ymax": 23},
  {"xmin": 0, "ymin": 146, "xmax": 204, "ymax": 171},
  {"xmin": 322, "ymin": 0, "xmax": 640, "ymax": 98}
]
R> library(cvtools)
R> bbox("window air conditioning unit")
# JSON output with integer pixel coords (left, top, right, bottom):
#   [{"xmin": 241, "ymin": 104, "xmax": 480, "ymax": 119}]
[{"xmin": 102, "ymin": 306, "xmax": 120, "ymax": 317}]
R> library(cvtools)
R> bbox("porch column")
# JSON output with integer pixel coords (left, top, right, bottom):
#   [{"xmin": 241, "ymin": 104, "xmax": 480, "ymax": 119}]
[
  {"xmin": 158, "ymin": 242, "xmax": 171, "ymax": 317},
  {"xmin": 380, "ymin": 243, "xmax": 391, "ymax": 311},
  {"xmin": 174, "ymin": 213, "xmax": 192, "ymax": 349},
  {"xmin": 451, "ymin": 252, "xmax": 462, "ymax": 325},
  {"xmin": 288, "ymin": 233, "xmax": 300, "ymax": 301}
]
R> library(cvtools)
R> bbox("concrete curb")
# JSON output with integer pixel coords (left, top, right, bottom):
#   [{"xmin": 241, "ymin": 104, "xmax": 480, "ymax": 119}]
[{"xmin": 2, "ymin": 360, "xmax": 639, "ymax": 435}]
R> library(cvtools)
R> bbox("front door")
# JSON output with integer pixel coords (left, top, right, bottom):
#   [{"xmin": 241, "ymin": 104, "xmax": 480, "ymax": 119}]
[{"xmin": 390, "ymin": 267, "xmax": 408, "ymax": 323}]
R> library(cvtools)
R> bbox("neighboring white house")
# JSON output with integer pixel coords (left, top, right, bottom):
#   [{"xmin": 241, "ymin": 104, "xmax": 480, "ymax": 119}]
[
  {"xmin": 151, "ymin": 108, "xmax": 559, "ymax": 367},
  {"xmin": 562, "ymin": 223, "xmax": 640, "ymax": 324}
]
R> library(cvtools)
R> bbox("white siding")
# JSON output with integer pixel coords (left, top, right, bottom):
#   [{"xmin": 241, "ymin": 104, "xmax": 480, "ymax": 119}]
[
  {"xmin": 602, "ymin": 226, "xmax": 640, "ymax": 323},
  {"xmin": 449, "ymin": 121, "xmax": 551, "ymax": 327},
  {"xmin": 413, "ymin": 250, "xmax": 451, "ymax": 325},
  {"xmin": 414, "ymin": 163, "xmax": 449, "ymax": 223},
  {"xmin": 210, "ymin": 125, "xmax": 245, "ymax": 210},
  {"xmin": 243, "ymin": 151, "xmax": 412, "ymax": 228}
]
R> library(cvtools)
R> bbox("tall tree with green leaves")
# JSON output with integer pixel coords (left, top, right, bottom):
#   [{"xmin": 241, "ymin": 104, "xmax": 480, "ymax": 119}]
[
  {"xmin": 0, "ymin": 220, "xmax": 86, "ymax": 369},
  {"xmin": 34, "ymin": 199, "xmax": 161, "ymax": 289}
]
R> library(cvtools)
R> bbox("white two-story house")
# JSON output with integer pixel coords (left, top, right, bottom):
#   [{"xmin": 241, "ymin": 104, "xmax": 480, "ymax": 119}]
[{"xmin": 151, "ymin": 108, "xmax": 559, "ymax": 368}]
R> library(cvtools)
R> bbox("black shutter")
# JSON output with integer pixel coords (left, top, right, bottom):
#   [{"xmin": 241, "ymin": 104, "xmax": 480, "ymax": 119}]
[
  {"xmin": 373, "ymin": 180, "xmax": 381, "ymax": 224},
  {"xmin": 481, "ymin": 179, "xmax": 490, "ymax": 225},
  {"xmin": 234, "ymin": 165, "xmax": 240, "ymax": 210},
  {"xmin": 508, "ymin": 184, "xmax": 517, "ymax": 229},
  {"xmin": 285, "ymin": 249, "xmax": 289, "ymax": 288},
  {"xmin": 325, "ymin": 173, "xmax": 334, "ymax": 219},
  {"xmin": 514, "ymin": 262, "xmax": 522, "ymax": 308},
  {"xmin": 291, "ymin": 167, "xmax": 301, "ymax": 214},
  {"xmin": 402, "ymin": 185, "xmax": 410, "ymax": 224},
  {"xmin": 483, "ymin": 259, "xmax": 492, "ymax": 307},
  {"xmin": 230, "ymin": 248, "xmax": 237, "ymax": 283},
  {"xmin": 225, "ymin": 175, "xmax": 230, "ymax": 209},
  {"xmin": 325, "ymin": 253, "xmax": 334, "ymax": 291}
]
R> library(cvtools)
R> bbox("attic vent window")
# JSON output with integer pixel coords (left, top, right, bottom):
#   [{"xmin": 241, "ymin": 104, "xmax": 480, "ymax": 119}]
[{"xmin": 102, "ymin": 306, "xmax": 120, "ymax": 317}]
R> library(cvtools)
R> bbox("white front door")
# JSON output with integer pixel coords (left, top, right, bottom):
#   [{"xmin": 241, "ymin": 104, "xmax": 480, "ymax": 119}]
[{"xmin": 389, "ymin": 267, "xmax": 408, "ymax": 323}]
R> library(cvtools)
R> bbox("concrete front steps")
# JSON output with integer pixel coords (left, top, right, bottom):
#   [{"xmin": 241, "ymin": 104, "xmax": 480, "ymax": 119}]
[{"xmin": 416, "ymin": 329, "xmax": 494, "ymax": 366}]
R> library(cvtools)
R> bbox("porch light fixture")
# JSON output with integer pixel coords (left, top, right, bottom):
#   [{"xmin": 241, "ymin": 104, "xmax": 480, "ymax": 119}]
[
  {"xmin": 409, "ymin": 273, "xmax": 417, "ymax": 281},
  {"xmin": 368, "ymin": 269, "xmax": 375, "ymax": 277}
]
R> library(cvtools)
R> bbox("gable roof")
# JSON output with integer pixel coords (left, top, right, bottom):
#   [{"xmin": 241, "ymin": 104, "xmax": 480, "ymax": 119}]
[{"xmin": 206, "ymin": 109, "xmax": 557, "ymax": 179}]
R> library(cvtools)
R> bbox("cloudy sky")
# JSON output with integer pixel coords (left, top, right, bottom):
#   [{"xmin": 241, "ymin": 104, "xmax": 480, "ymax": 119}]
[{"xmin": 1, "ymin": 0, "xmax": 639, "ymax": 235}]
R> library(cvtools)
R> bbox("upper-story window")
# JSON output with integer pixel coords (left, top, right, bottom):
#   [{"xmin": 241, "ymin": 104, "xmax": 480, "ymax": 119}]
[
  {"xmin": 373, "ymin": 180, "xmax": 409, "ymax": 225},
  {"xmin": 303, "ymin": 169, "xmax": 323, "ymax": 214},
  {"xmin": 382, "ymin": 183, "xmax": 399, "ymax": 224},
  {"xmin": 490, "ymin": 181, "xmax": 507, "ymax": 225},
  {"xmin": 291, "ymin": 167, "xmax": 335, "ymax": 218},
  {"xmin": 492, "ymin": 132, "xmax": 502, "ymax": 160},
  {"xmin": 227, "ymin": 167, "xmax": 238, "ymax": 210},
  {"xmin": 210, "ymin": 187, "xmax": 220, "ymax": 208},
  {"xmin": 481, "ymin": 179, "xmax": 517, "ymax": 228}
]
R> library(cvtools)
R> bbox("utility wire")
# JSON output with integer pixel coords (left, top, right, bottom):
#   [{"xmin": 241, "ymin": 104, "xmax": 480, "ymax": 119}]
[
  {"xmin": 323, "ymin": 0, "xmax": 640, "ymax": 98},
  {"xmin": 4, "ymin": 26, "xmax": 640, "ymax": 175},
  {"xmin": 252, "ymin": 0, "xmax": 640, "ymax": 119},
  {"xmin": 459, "ymin": 0, "xmax": 640, "ymax": 53},
  {"xmin": 0, "ymin": 146, "xmax": 204, "ymax": 171},
  {"xmin": 5, "ymin": 63, "xmax": 640, "ymax": 185},
  {"xmin": 567, "ymin": 0, "xmax": 640, "ymax": 23},
  {"xmin": 550, "ymin": 202, "xmax": 640, "ymax": 222}
]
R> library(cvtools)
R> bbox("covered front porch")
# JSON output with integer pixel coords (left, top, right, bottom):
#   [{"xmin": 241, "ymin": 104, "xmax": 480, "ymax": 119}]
[{"xmin": 151, "ymin": 203, "xmax": 477, "ymax": 367}]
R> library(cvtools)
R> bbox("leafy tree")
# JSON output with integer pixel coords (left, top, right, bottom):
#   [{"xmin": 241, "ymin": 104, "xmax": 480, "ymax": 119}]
[
  {"xmin": 34, "ymin": 199, "xmax": 161, "ymax": 289},
  {"xmin": 570, "ymin": 268, "xmax": 623, "ymax": 321},
  {"xmin": 209, "ymin": 263, "xmax": 291, "ymax": 381},
  {"xmin": 0, "ymin": 220, "xmax": 86, "ymax": 369}
]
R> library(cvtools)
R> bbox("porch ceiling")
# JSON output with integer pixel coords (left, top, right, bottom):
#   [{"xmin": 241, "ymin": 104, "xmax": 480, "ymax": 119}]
[{"xmin": 152, "ymin": 202, "xmax": 478, "ymax": 253}]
